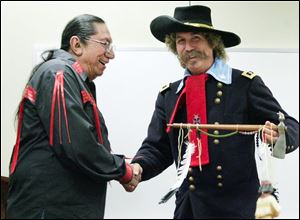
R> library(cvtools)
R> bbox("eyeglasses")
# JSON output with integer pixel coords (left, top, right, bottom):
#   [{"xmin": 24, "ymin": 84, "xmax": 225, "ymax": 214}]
[{"xmin": 83, "ymin": 37, "xmax": 114, "ymax": 53}]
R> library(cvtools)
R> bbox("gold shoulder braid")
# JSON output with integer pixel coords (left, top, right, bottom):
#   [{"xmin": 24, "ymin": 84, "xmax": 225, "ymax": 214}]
[
  {"xmin": 160, "ymin": 83, "xmax": 170, "ymax": 93},
  {"xmin": 241, "ymin": 71, "xmax": 257, "ymax": 79}
]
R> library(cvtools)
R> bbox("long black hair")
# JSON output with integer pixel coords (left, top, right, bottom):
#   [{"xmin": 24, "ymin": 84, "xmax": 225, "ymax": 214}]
[
  {"xmin": 37, "ymin": 14, "xmax": 105, "ymax": 77},
  {"xmin": 15, "ymin": 14, "xmax": 105, "ymax": 123}
]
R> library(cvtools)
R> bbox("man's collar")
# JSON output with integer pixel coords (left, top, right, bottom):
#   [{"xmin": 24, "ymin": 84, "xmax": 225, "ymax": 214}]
[
  {"xmin": 53, "ymin": 49, "xmax": 90, "ymax": 83},
  {"xmin": 176, "ymin": 58, "xmax": 232, "ymax": 94}
]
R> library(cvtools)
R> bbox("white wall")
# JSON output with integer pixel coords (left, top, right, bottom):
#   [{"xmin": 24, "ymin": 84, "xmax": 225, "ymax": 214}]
[{"xmin": 1, "ymin": 1, "xmax": 299, "ymax": 219}]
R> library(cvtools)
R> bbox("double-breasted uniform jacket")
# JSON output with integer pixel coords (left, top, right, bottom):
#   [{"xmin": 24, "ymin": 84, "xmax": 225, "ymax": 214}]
[
  {"xmin": 7, "ymin": 49, "xmax": 129, "ymax": 219},
  {"xmin": 132, "ymin": 68, "xmax": 299, "ymax": 218}
]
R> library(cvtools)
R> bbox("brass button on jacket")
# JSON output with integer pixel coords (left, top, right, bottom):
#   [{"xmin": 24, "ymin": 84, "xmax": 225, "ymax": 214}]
[
  {"xmin": 188, "ymin": 176, "xmax": 194, "ymax": 182},
  {"xmin": 216, "ymin": 90, "xmax": 223, "ymax": 97},
  {"xmin": 217, "ymin": 82, "xmax": 223, "ymax": 88},
  {"xmin": 213, "ymin": 130, "xmax": 219, "ymax": 135},
  {"xmin": 213, "ymin": 139, "xmax": 220, "ymax": 145},
  {"xmin": 189, "ymin": 184, "xmax": 196, "ymax": 191},
  {"xmin": 216, "ymin": 165, "xmax": 222, "ymax": 171},
  {"xmin": 214, "ymin": 97, "xmax": 221, "ymax": 104}
]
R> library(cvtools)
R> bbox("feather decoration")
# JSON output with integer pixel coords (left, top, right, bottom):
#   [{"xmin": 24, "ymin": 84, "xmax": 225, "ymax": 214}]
[{"xmin": 159, "ymin": 142, "xmax": 195, "ymax": 204}]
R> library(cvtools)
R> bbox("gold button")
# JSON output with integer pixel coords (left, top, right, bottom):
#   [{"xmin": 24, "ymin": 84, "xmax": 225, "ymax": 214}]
[
  {"xmin": 214, "ymin": 139, "xmax": 219, "ymax": 145},
  {"xmin": 214, "ymin": 98, "xmax": 221, "ymax": 104},
  {"xmin": 188, "ymin": 167, "xmax": 193, "ymax": 174},
  {"xmin": 189, "ymin": 184, "xmax": 196, "ymax": 191},
  {"xmin": 216, "ymin": 91, "xmax": 223, "ymax": 97},
  {"xmin": 217, "ymin": 82, "xmax": 223, "ymax": 88},
  {"xmin": 216, "ymin": 165, "xmax": 222, "ymax": 171},
  {"xmin": 214, "ymin": 122, "xmax": 219, "ymax": 125},
  {"xmin": 217, "ymin": 175, "xmax": 222, "ymax": 179},
  {"xmin": 188, "ymin": 176, "xmax": 194, "ymax": 182},
  {"xmin": 213, "ymin": 130, "xmax": 219, "ymax": 135},
  {"xmin": 217, "ymin": 182, "xmax": 223, "ymax": 187}
]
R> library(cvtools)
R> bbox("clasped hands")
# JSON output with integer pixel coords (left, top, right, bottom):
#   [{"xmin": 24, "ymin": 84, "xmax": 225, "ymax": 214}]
[{"xmin": 122, "ymin": 163, "xmax": 143, "ymax": 192}]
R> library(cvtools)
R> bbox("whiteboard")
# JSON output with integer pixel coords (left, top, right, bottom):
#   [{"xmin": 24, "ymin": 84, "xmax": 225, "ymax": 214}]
[{"xmin": 95, "ymin": 49, "xmax": 299, "ymax": 219}]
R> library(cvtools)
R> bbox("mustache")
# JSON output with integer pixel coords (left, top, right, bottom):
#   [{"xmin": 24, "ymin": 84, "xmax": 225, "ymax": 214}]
[{"xmin": 180, "ymin": 50, "xmax": 209, "ymax": 63}]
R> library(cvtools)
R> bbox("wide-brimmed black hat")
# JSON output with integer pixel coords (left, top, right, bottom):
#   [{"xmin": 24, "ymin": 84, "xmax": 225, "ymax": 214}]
[{"xmin": 150, "ymin": 5, "xmax": 241, "ymax": 48}]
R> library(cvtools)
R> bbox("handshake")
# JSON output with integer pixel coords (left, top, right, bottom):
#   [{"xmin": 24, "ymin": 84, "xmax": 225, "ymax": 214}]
[{"xmin": 120, "ymin": 163, "xmax": 143, "ymax": 192}]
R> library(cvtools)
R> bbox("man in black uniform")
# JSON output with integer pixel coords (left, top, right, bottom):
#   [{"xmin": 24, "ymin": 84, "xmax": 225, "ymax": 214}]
[
  {"xmin": 6, "ymin": 14, "xmax": 142, "ymax": 219},
  {"xmin": 129, "ymin": 5, "xmax": 299, "ymax": 218}
]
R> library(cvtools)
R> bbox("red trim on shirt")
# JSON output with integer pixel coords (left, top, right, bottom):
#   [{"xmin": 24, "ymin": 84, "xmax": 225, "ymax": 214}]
[
  {"xmin": 72, "ymin": 62, "xmax": 84, "ymax": 74},
  {"xmin": 23, "ymin": 86, "xmax": 37, "ymax": 103},
  {"xmin": 81, "ymin": 90, "xmax": 104, "ymax": 144},
  {"xmin": 119, "ymin": 163, "xmax": 133, "ymax": 184},
  {"xmin": 10, "ymin": 86, "xmax": 37, "ymax": 175},
  {"xmin": 49, "ymin": 71, "xmax": 71, "ymax": 146}
]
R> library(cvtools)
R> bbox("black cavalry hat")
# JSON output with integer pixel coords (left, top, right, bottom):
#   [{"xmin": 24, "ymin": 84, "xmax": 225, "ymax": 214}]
[{"xmin": 150, "ymin": 5, "xmax": 241, "ymax": 48}]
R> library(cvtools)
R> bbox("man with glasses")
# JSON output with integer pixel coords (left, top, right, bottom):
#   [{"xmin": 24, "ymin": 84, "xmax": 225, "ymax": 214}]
[
  {"xmin": 83, "ymin": 37, "xmax": 115, "ymax": 53},
  {"xmin": 6, "ymin": 14, "xmax": 142, "ymax": 219}
]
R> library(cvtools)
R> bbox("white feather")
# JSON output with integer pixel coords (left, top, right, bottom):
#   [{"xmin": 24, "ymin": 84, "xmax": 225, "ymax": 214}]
[{"xmin": 159, "ymin": 142, "xmax": 195, "ymax": 204}]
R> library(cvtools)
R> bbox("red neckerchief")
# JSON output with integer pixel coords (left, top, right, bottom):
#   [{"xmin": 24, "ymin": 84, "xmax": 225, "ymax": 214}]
[{"xmin": 186, "ymin": 74, "xmax": 209, "ymax": 166}]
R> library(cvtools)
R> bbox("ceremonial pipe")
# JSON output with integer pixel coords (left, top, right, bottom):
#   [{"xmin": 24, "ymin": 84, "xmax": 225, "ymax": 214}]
[{"xmin": 167, "ymin": 123, "xmax": 273, "ymax": 131}]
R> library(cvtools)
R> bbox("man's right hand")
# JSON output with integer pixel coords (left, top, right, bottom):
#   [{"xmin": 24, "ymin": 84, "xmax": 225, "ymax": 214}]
[{"xmin": 121, "ymin": 163, "xmax": 143, "ymax": 192}]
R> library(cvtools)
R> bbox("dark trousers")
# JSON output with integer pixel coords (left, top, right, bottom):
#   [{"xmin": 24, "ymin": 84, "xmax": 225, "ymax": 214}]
[{"xmin": 173, "ymin": 192, "xmax": 255, "ymax": 219}]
